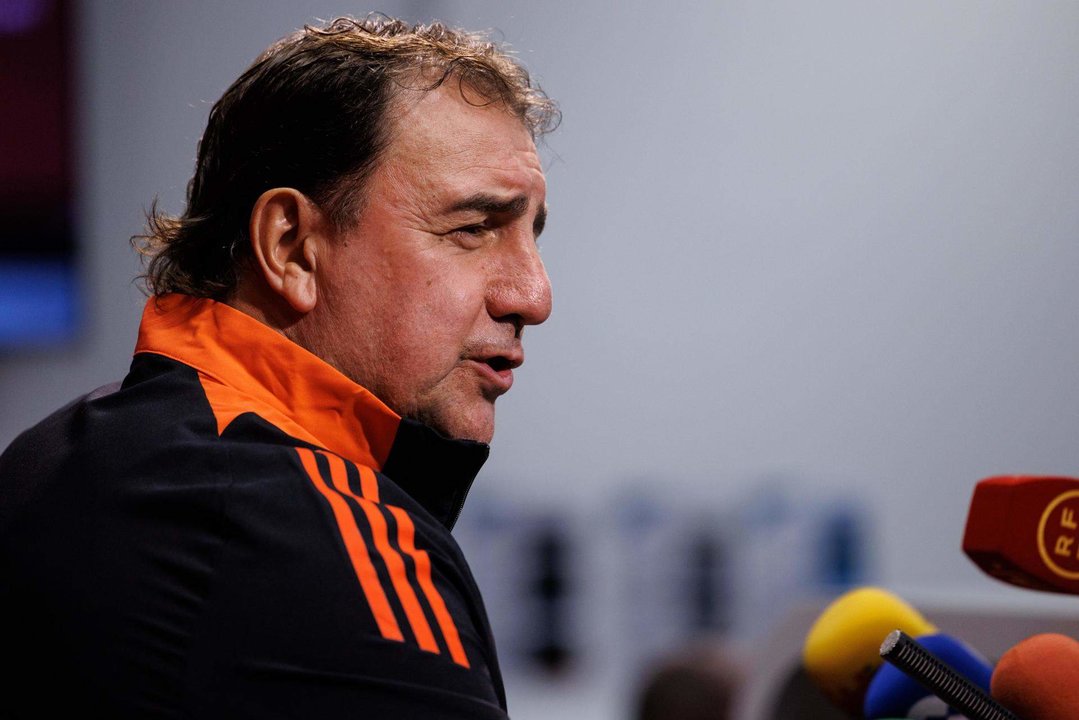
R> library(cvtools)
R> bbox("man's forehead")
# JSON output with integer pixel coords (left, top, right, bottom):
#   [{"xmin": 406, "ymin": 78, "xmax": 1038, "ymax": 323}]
[
  {"xmin": 386, "ymin": 82, "xmax": 538, "ymax": 159},
  {"xmin": 374, "ymin": 85, "xmax": 545, "ymax": 212}
]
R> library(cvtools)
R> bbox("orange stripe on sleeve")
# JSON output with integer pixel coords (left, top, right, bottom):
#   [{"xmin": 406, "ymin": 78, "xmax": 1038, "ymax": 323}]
[
  {"xmin": 357, "ymin": 463, "xmax": 380, "ymax": 503},
  {"xmin": 294, "ymin": 447, "xmax": 403, "ymax": 642},
  {"xmin": 388, "ymin": 505, "xmax": 471, "ymax": 668},
  {"xmin": 321, "ymin": 452, "xmax": 440, "ymax": 655}
]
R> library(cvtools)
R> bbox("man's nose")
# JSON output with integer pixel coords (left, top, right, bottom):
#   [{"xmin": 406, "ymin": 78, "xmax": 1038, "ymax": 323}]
[{"xmin": 487, "ymin": 237, "xmax": 553, "ymax": 332}]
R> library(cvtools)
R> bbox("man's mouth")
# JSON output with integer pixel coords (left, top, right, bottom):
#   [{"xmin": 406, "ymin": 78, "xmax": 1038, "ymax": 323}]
[
  {"xmin": 467, "ymin": 349, "xmax": 522, "ymax": 395},
  {"xmin": 484, "ymin": 356, "xmax": 515, "ymax": 373}
]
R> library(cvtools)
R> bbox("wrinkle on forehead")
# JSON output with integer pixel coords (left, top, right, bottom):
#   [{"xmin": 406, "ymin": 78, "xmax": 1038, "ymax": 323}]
[{"xmin": 374, "ymin": 84, "xmax": 546, "ymax": 210}]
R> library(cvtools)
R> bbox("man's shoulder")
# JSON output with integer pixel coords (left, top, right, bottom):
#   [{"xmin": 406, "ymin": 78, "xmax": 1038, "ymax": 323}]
[
  {"xmin": 0, "ymin": 381, "xmax": 121, "ymax": 532},
  {"xmin": 0, "ymin": 352, "xmax": 242, "ymax": 533}
]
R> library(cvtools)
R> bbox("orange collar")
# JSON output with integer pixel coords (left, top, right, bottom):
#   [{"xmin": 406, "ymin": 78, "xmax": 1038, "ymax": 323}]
[{"xmin": 134, "ymin": 294, "xmax": 400, "ymax": 470}]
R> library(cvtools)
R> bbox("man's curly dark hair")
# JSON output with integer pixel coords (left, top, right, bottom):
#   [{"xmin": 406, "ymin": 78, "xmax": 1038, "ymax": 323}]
[{"xmin": 134, "ymin": 15, "xmax": 559, "ymax": 299}]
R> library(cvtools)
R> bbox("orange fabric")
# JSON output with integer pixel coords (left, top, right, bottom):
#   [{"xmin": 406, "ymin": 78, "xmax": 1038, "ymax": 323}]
[
  {"xmin": 389, "ymin": 505, "xmax": 471, "ymax": 668},
  {"xmin": 295, "ymin": 447, "xmax": 403, "ymax": 642},
  {"xmin": 135, "ymin": 294, "xmax": 400, "ymax": 470},
  {"xmin": 321, "ymin": 451, "xmax": 440, "ymax": 655},
  {"xmin": 358, "ymin": 463, "xmax": 381, "ymax": 504}
]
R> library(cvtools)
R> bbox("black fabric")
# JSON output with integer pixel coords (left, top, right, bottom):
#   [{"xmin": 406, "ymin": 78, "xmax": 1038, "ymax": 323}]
[
  {"xmin": 383, "ymin": 418, "xmax": 490, "ymax": 531},
  {"xmin": 0, "ymin": 353, "xmax": 506, "ymax": 718}
]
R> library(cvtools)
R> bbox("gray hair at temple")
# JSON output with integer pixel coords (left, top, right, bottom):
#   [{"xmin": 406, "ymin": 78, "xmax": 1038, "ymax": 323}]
[{"xmin": 134, "ymin": 15, "xmax": 560, "ymax": 299}]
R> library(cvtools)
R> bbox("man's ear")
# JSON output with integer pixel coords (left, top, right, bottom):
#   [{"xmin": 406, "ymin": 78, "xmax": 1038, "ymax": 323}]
[{"xmin": 248, "ymin": 188, "xmax": 324, "ymax": 314}]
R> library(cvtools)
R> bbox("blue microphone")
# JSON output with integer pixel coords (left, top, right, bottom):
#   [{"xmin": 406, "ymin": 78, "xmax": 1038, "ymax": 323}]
[{"xmin": 863, "ymin": 632, "xmax": 993, "ymax": 719}]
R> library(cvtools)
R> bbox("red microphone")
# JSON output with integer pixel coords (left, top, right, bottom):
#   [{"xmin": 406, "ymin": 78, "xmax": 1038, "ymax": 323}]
[
  {"xmin": 991, "ymin": 633, "xmax": 1079, "ymax": 720},
  {"xmin": 962, "ymin": 475, "xmax": 1079, "ymax": 594}
]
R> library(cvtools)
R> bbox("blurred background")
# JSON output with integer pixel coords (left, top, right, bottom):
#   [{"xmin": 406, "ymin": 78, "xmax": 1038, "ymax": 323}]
[{"xmin": 3, "ymin": 1, "xmax": 1079, "ymax": 718}]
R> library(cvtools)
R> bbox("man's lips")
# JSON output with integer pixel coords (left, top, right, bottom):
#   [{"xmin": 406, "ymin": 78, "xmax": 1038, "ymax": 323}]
[{"xmin": 466, "ymin": 348, "xmax": 523, "ymax": 395}]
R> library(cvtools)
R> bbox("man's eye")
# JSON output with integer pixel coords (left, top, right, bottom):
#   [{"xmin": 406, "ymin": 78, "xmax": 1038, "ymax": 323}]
[{"xmin": 448, "ymin": 224, "xmax": 494, "ymax": 246}]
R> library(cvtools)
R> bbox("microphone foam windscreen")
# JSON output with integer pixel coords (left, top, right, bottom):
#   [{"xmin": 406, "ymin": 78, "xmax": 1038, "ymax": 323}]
[
  {"xmin": 803, "ymin": 587, "xmax": 936, "ymax": 715},
  {"xmin": 991, "ymin": 633, "xmax": 1079, "ymax": 720}
]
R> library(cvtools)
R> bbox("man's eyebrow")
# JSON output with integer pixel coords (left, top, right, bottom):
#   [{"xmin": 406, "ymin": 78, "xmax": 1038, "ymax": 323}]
[
  {"xmin": 446, "ymin": 193, "xmax": 530, "ymax": 217},
  {"xmin": 446, "ymin": 193, "xmax": 547, "ymax": 238}
]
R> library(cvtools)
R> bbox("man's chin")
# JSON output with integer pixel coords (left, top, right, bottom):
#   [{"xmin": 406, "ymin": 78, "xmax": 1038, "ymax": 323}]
[{"xmin": 408, "ymin": 404, "xmax": 495, "ymax": 445}]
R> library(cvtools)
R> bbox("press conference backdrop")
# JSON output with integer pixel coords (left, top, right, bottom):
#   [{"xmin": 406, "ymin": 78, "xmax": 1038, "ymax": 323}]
[{"xmin": 3, "ymin": 2, "xmax": 1079, "ymax": 718}]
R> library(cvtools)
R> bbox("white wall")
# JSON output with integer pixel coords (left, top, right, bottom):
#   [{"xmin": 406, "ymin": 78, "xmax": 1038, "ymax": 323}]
[
  {"xmin": 4, "ymin": 2, "xmax": 1079, "ymax": 717},
  {"xmin": 449, "ymin": 0, "xmax": 1079, "ymax": 594}
]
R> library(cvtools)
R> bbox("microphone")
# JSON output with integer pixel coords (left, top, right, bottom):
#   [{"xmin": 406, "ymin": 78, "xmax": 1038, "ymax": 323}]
[
  {"xmin": 963, "ymin": 475, "xmax": 1079, "ymax": 594},
  {"xmin": 802, "ymin": 587, "xmax": 936, "ymax": 714},
  {"xmin": 864, "ymin": 631, "xmax": 994, "ymax": 719},
  {"xmin": 991, "ymin": 633, "xmax": 1079, "ymax": 720},
  {"xmin": 879, "ymin": 631, "xmax": 1016, "ymax": 720}
]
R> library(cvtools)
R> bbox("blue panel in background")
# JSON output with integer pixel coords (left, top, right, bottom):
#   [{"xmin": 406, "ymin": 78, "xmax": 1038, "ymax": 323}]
[{"xmin": 0, "ymin": 260, "xmax": 78, "ymax": 347}]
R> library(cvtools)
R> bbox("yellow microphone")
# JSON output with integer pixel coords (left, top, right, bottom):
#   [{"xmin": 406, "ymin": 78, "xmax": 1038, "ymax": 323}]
[{"xmin": 802, "ymin": 587, "xmax": 936, "ymax": 715}]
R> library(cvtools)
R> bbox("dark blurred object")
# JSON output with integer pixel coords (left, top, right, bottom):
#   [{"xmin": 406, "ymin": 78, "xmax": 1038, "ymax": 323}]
[
  {"xmin": 0, "ymin": 0, "xmax": 79, "ymax": 347},
  {"xmin": 817, "ymin": 504, "xmax": 864, "ymax": 588},
  {"xmin": 526, "ymin": 523, "xmax": 574, "ymax": 674},
  {"xmin": 635, "ymin": 643, "xmax": 744, "ymax": 720},
  {"xmin": 767, "ymin": 665, "xmax": 849, "ymax": 720},
  {"xmin": 686, "ymin": 530, "xmax": 732, "ymax": 636}
]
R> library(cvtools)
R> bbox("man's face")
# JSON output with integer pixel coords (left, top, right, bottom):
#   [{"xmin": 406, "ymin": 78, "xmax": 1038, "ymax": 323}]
[{"xmin": 297, "ymin": 82, "xmax": 552, "ymax": 443}]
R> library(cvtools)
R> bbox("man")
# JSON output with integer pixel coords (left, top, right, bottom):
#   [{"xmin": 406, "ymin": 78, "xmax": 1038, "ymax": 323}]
[{"xmin": 0, "ymin": 16, "xmax": 556, "ymax": 717}]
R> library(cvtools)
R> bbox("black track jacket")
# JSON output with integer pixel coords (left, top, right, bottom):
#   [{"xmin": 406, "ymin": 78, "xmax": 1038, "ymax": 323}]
[{"xmin": 0, "ymin": 294, "xmax": 508, "ymax": 718}]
